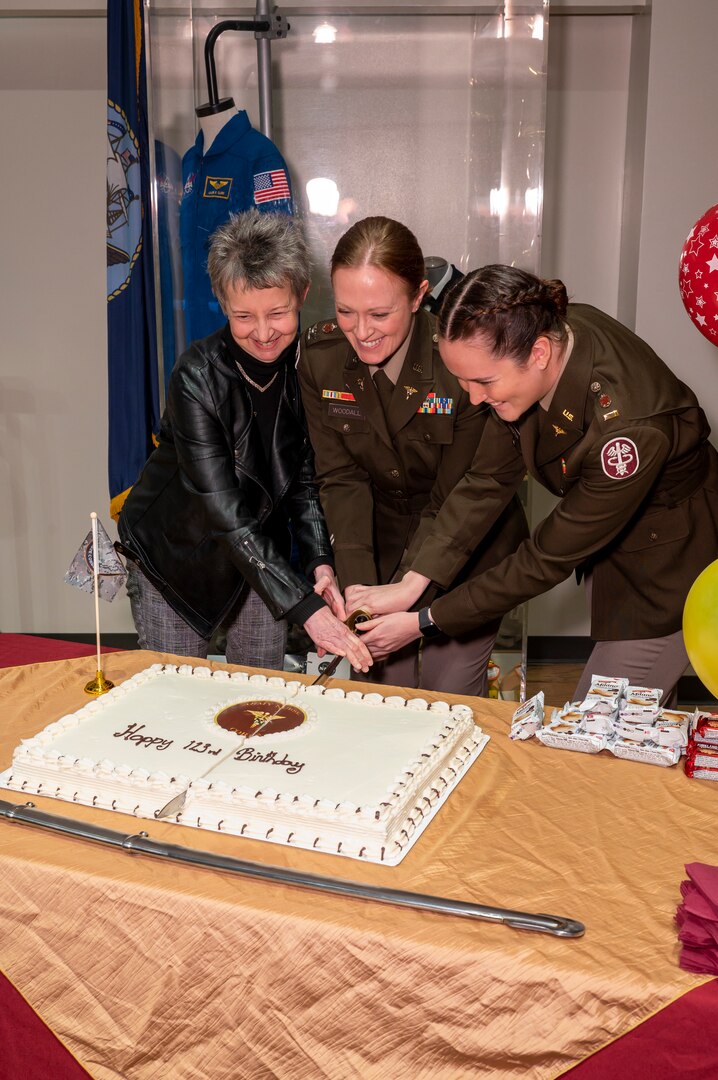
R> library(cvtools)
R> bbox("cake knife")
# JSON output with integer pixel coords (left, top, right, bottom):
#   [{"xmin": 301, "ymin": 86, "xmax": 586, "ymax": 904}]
[{"xmin": 153, "ymin": 609, "xmax": 371, "ymax": 820}]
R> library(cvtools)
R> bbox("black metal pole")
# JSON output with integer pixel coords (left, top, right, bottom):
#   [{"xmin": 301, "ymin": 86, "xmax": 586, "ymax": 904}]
[{"xmin": 203, "ymin": 19, "xmax": 270, "ymax": 109}]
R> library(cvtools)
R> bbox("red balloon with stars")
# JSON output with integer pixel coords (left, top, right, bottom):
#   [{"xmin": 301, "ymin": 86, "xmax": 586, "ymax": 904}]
[{"xmin": 679, "ymin": 203, "xmax": 718, "ymax": 347}]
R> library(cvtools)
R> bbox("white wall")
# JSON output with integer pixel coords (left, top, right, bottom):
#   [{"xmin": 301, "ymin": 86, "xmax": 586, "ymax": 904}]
[
  {"xmin": 0, "ymin": 15, "xmax": 135, "ymax": 633},
  {"xmin": 542, "ymin": 15, "xmax": 633, "ymax": 314},
  {"xmin": 532, "ymin": 13, "xmax": 634, "ymax": 637},
  {"xmin": 635, "ymin": 0, "xmax": 718, "ymax": 438}
]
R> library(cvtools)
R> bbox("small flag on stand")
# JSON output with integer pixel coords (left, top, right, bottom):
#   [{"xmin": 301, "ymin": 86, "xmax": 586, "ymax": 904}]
[
  {"xmin": 65, "ymin": 518, "xmax": 127, "ymax": 602},
  {"xmin": 65, "ymin": 514, "xmax": 126, "ymax": 695}
]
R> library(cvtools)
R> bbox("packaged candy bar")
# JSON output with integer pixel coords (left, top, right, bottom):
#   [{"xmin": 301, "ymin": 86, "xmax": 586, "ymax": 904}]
[
  {"xmin": 551, "ymin": 702, "xmax": 584, "ymax": 724},
  {"xmin": 613, "ymin": 719, "xmax": 655, "ymax": 743},
  {"xmin": 653, "ymin": 709, "xmax": 691, "ymax": 751},
  {"xmin": 578, "ymin": 675, "xmax": 628, "ymax": 717},
  {"xmin": 623, "ymin": 685, "xmax": 662, "ymax": 708},
  {"xmin": 654, "ymin": 720, "xmax": 690, "ymax": 750},
  {"xmin": 685, "ymin": 756, "xmax": 718, "ymax": 781},
  {"xmin": 685, "ymin": 765, "xmax": 718, "ymax": 781},
  {"xmin": 583, "ymin": 711, "xmax": 615, "ymax": 735},
  {"xmin": 536, "ymin": 717, "xmax": 608, "ymax": 754},
  {"xmin": 619, "ymin": 702, "xmax": 660, "ymax": 723},
  {"xmin": 659, "ymin": 708, "xmax": 693, "ymax": 725},
  {"xmin": 609, "ymin": 738, "xmax": 680, "ymax": 767},
  {"xmin": 685, "ymin": 733, "xmax": 718, "ymax": 780},
  {"xmin": 546, "ymin": 713, "xmax": 581, "ymax": 733},
  {"xmin": 509, "ymin": 691, "xmax": 544, "ymax": 741},
  {"xmin": 686, "ymin": 743, "xmax": 718, "ymax": 770},
  {"xmin": 578, "ymin": 695, "xmax": 618, "ymax": 716},
  {"xmin": 587, "ymin": 675, "xmax": 629, "ymax": 698},
  {"xmin": 691, "ymin": 711, "xmax": 718, "ymax": 745}
]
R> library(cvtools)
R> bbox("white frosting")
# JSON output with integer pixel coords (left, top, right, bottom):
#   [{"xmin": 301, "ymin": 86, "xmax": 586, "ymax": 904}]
[{"xmin": 2, "ymin": 665, "xmax": 482, "ymax": 863}]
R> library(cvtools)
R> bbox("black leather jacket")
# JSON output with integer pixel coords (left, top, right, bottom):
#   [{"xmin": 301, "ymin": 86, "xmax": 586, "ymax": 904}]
[{"xmin": 118, "ymin": 330, "xmax": 332, "ymax": 638}]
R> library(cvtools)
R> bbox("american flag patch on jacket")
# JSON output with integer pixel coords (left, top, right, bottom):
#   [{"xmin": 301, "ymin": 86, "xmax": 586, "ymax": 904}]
[
  {"xmin": 417, "ymin": 392, "xmax": 453, "ymax": 414},
  {"xmin": 253, "ymin": 169, "xmax": 291, "ymax": 205}
]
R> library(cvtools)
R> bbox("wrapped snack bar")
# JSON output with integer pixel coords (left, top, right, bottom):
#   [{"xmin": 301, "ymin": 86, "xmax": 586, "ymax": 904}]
[
  {"xmin": 623, "ymin": 685, "xmax": 662, "ymax": 709},
  {"xmin": 578, "ymin": 675, "xmax": 628, "ymax": 718},
  {"xmin": 609, "ymin": 737, "xmax": 681, "ymax": 768},
  {"xmin": 584, "ymin": 711, "xmax": 617, "ymax": 736},
  {"xmin": 684, "ymin": 710, "xmax": 718, "ymax": 780},
  {"xmin": 509, "ymin": 692, "xmax": 544, "ymax": 741},
  {"xmin": 510, "ymin": 673, "xmax": 687, "ymax": 767},
  {"xmin": 536, "ymin": 710, "xmax": 609, "ymax": 754},
  {"xmin": 691, "ymin": 712, "xmax": 718, "ymax": 745},
  {"xmin": 653, "ymin": 709, "xmax": 692, "ymax": 751}
]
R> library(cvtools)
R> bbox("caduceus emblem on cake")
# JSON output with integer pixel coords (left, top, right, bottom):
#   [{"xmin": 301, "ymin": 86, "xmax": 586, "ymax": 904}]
[{"xmin": 214, "ymin": 700, "xmax": 307, "ymax": 737}]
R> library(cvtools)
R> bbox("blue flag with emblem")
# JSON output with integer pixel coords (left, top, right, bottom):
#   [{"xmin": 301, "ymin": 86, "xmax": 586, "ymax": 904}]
[{"xmin": 106, "ymin": 0, "xmax": 159, "ymax": 520}]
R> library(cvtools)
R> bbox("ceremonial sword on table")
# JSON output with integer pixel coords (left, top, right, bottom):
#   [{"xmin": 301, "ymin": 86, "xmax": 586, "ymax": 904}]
[
  {"xmin": 0, "ymin": 798, "xmax": 584, "ymax": 938},
  {"xmin": 153, "ymin": 609, "xmax": 373, "ymax": 822}
]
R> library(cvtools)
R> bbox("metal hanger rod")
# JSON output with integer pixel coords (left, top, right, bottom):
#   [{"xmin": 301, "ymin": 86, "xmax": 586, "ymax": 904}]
[{"xmin": 204, "ymin": 19, "xmax": 270, "ymax": 109}]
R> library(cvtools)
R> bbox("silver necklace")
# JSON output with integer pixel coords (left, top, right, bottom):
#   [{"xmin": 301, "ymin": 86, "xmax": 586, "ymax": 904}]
[{"xmin": 235, "ymin": 359, "xmax": 279, "ymax": 393}]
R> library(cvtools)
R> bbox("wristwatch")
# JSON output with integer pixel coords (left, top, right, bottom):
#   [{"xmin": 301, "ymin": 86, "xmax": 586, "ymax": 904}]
[{"xmin": 418, "ymin": 606, "xmax": 442, "ymax": 639}]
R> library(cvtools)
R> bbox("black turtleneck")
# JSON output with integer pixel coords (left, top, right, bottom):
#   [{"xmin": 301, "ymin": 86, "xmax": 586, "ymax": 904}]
[{"xmin": 223, "ymin": 326, "xmax": 294, "ymax": 465}]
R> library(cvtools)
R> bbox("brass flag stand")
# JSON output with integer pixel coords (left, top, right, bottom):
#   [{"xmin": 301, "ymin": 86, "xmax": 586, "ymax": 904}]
[{"xmin": 84, "ymin": 513, "xmax": 114, "ymax": 695}]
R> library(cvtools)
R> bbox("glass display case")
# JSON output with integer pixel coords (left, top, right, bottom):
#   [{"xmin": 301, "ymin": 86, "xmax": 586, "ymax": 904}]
[{"xmin": 145, "ymin": 0, "xmax": 549, "ymax": 699}]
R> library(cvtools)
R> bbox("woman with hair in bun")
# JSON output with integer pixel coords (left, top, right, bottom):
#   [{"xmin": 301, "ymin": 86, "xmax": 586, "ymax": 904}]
[
  {"xmin": 298, "ymin": 220, "xmax": 528, "ymax": 695},
  {"xmin": 351, "ymin": 264, "xmax": 718, "ymax": 703}
]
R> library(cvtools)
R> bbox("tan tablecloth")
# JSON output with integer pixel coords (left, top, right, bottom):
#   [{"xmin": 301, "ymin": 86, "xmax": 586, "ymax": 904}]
[{"xmin": 0, "ymin": 652, "xmax": 711, "ymax": 1079}]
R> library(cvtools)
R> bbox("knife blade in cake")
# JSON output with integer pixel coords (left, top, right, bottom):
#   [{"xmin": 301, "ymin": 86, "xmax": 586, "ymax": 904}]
[
  {"xmin": 153, "ymin": 693, "xmax": 296, "ymax": 820},
  {"xmin": 153, "ymin": 609, "xmax": 371, "ymax": 821}
]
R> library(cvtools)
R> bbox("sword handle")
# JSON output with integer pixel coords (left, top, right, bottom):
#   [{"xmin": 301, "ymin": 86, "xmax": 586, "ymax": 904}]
[{"xmin": 312, "ymin": 609, "xmax": 372, "ymax": 686}]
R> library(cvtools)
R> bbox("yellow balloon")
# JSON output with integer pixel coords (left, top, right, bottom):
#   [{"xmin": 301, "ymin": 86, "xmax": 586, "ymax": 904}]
[{"xmin": 683, "ymin": 559, "xmax": 718, "ymax": 698}]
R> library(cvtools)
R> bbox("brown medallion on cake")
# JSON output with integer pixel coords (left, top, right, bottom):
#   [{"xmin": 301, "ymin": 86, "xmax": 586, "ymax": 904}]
[{"xmin": 214, "ymin": 699, "xmax": 307, "ymax": 737}]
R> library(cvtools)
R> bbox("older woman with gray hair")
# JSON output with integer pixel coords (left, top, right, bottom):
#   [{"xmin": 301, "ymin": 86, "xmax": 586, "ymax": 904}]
[{"xmin": 118, "ymin": 209, "xmax": 371, "ymax": 672}]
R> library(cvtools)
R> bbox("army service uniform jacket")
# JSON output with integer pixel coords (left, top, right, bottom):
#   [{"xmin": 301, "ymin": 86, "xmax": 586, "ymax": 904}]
[
  {"xmin": 406, "ymin": 304, "xmax": 718, "ymax": 641},
  {"xmin": 298, "ymin": 309, "xmax": 528, "ymax": 594}
]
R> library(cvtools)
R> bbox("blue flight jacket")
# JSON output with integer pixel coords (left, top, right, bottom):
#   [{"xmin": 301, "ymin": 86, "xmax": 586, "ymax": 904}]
[{"xmin": 180, "ymin": 110, "xmax": 293, "ymax": 344}]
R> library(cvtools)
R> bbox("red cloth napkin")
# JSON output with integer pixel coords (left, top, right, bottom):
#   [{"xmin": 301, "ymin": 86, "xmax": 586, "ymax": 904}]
[
  {"xmin": 677, "ymin": 864, "xmax": 718, "ymax": 974},
  {"xmin": 681, "ymin": 881, "xmax": 718, "ymax": 920}
]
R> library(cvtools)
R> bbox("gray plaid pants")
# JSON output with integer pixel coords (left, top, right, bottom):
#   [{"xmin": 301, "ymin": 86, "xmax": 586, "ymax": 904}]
[{"xmin": 126, "ymin": 564, "xmax": 287, "ymax": 671}]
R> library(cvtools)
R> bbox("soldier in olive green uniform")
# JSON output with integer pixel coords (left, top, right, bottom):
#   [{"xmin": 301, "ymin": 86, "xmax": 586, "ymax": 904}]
[
  {"xmin": 351, "ymin": 266, "xmax": 718, "ymax": 704},
  {"xmin": 299, "ymin": 307, "xmax": 527, "ymax": 695}
]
